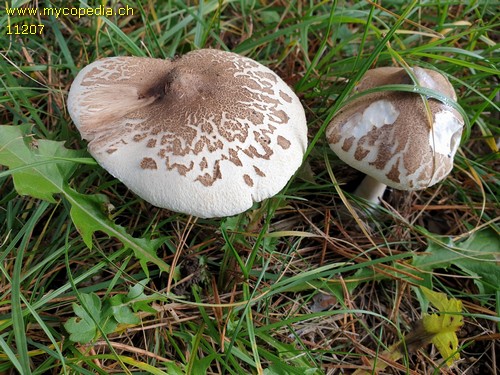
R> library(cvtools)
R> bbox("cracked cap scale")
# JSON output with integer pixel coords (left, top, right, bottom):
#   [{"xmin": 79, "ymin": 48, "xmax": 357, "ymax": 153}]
[
  {"xmin": 68, "ymin": 49, "xmax": 308, "ymax": 218},
  {"xmin": 326, "ymin": 66, "xmax": 464, "ymax": 191}
]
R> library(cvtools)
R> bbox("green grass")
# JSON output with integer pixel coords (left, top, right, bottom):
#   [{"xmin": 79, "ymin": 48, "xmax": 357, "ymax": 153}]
[{"xmin": 1, "ymin": 0, "xmax": 499, "ymax": 374}]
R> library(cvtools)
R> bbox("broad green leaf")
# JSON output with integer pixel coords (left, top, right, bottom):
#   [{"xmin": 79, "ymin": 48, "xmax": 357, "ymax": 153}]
[
  {"xmin": 112, "ymin": 304, "xmax": 140, "ymax": 325},
  {"xmin": 64, "ymin": 313, "xmax": 96, "ymax": 344},
  {"xmin": 421, "ymin": 287, "xmax": 464, "ymax": 366},
  {"xmin": 413, "ymin": 228, "xmax": 500, "ymax": 294},
  {"xmin": 127, "ymin": 279, "xmax": 158, "ymax": 314},
  {"xmin": 259, "ymin": 11, "xmax": 281, "ymax": 24},
  {"xmin": 100, "ymin": 304, "xmax": 119, "ymax": 335},
  {"xmin": 0, "ymin": 125, "xmax": 170, "ymax": 275},
  {"xmin": 0, "ymin": 124, "xmax": 80, "ymax": 201},
  {"xmin": 454, "ymin": 229, "xmax": 500, "ymax": 294},
  {"xmin": 64, "ymin": 187, "xmax": 168, "ymax": 275},
  {"xmin": 65, "ymin": 285, "xmax": 159, "ymax": 344},
  {"xmin": 192, "ymin": 353, "xmax": 217, "ymax": 375},
  {"xmin": 64, "ymin": 293, "xmax": 102, "ymax": 344},
  {"xmin": 109, "ymin": 295, "xmax": 140, "ymax": 325},
  {"xmin": 127, "ymin": 279, "xmax": 149, "ymax": 300},
  {"xmin": 65, "ymin": 189, "xmax": 113, "ymax": 248}
]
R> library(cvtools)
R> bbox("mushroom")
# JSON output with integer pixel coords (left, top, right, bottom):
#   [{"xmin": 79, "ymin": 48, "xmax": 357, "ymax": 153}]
[
  {"xmin": 68, "ymin": 49, "xmax": 307, "ymax": 218},
  {"xmin": 326, "ymin": 66, "xmax": 464, "ymax": 204}
]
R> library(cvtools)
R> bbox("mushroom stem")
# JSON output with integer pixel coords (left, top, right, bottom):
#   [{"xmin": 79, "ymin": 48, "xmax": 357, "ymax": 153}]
[{"xmin": 354, "ymin": 175, "xmax": 387, "ymax": 205}]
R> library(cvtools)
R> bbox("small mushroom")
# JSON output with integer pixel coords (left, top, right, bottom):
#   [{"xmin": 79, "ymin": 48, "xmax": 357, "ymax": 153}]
[
  {"xmin": 326, "ymin": 66, "xmax": 464, "ymax": 204},
  {"xmin": 68, "ymin": 49, "xmax": 307, "ymax": 218}
]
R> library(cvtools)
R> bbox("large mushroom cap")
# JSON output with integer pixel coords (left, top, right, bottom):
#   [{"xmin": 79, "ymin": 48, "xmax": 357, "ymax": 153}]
[
  {"xmin": 326, "ymin": 66, "xmax": 464, "ymax": 191},
  {"xmin": 68, "ymin": 49, "xmax": 307, "ymax": 218}
]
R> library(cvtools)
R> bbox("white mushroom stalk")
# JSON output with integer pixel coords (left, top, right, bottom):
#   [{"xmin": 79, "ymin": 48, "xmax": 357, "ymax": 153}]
[
  {"xmin": 326, "ymin": 66, "xmax": 464, "ymax": 205},
  {"xmin": 68, "ymin": 49, "xmax": 308, "ymax": 218},
  {"xmin": 354, "ymin": 175, "xmax": 388, "ymax": 204}
]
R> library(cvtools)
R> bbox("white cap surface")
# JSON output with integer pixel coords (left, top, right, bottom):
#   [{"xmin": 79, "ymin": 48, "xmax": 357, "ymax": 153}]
[
  {"xmin": 326, "ymin": 67, "xmax": 464, "ymax": 190},
  {"xmin": 68, "ymin": 49, "xmax": 307, "ymax": 218}
]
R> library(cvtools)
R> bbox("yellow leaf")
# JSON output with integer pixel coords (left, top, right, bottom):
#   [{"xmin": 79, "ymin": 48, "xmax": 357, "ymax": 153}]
[{"xmin": 421, "ymin": 287, "xmax": 464, "ymax": 366}]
